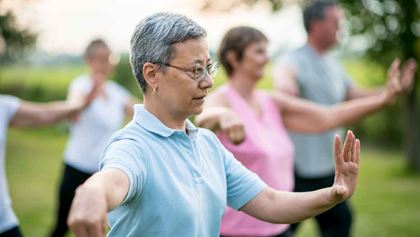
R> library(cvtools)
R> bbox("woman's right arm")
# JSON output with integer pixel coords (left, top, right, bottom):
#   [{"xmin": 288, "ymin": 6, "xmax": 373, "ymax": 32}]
[{"xmin": 67, "ymin": 168, "xmax": 129, "ymax": 237}]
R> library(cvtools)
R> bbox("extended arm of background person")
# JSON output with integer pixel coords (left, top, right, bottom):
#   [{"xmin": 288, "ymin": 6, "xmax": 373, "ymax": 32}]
[
  {"xmin": 346, "ymin": 58, "xmax": 417, "ymax": 100},
  {"xmin": 68, "ymin": 168, "xmax": 129, "ymax": 237},
  {"xmin": 275, "ymin": 59, "xmax": 414, "ymax": 133},
  {"xmin": 9, "ymin": 80, "xmax": 100, "ymax": 127},
  {"xmin": 242, "ymin": 131, "xmax": 360, "ymax": 224},
  {"xmin": 274, "ymin": 62, "xmax": 381, "ymax": 99},
  {"xmin": 195, "ymin": 91, "xmax": 245, "ymax": 144},
  {"xmin": 345, "ymin": 85, "xmax": 383, "ymax": 100}
]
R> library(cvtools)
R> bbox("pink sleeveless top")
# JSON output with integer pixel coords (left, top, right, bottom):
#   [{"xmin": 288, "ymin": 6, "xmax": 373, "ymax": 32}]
[{"xmin": 218, "ymin": 84, "xmax": 295, "ymax": 236}]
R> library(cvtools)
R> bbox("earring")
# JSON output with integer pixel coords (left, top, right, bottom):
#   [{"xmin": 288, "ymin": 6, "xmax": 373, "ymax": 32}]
[{"xmin": 152, "ymin": 87, "xmax": 157, "ymax": 94}]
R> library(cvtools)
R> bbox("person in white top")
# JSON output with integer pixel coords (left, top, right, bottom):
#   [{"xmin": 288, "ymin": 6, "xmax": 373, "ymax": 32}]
[
  {"xmin": 48, "ymin": 39, "xmax": 135, "ymax": 237},
  {"xmin": 0, "ymin": 86, "xmax": 99, "ymax": 237}
]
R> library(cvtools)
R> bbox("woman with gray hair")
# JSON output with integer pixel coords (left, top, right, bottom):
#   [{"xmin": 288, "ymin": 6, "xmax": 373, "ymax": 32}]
[{"xmin": 67, "ymin": 12, "xmax": 360, "ymax": 237}]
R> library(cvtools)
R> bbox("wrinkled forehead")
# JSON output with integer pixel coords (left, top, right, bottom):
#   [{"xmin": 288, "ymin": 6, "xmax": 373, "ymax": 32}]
[{"xmin": 170, "ymin": 37, "xmax": 211, "ymax": 65}]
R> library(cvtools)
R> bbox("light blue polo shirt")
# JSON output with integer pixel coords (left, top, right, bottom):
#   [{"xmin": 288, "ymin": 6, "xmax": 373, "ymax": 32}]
[{"xmin": 100, "ymin": 105, "xmax": 267, "ymax": 237}]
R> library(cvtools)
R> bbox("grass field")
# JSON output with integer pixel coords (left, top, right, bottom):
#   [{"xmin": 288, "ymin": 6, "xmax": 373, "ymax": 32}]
[{"xmin": 5, "ymin": 127, "xmax": 420, "ymax": 237}]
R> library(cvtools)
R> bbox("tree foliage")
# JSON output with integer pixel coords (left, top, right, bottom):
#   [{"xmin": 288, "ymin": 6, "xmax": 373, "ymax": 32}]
[{"xmin": 0, "ymin": 0, "xmax": 37, "ymax": 63}]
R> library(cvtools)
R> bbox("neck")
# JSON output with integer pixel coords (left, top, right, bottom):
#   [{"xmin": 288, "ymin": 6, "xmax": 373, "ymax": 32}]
[
  {"xmin": 143, "ymin": 96, "xmax": 186, "ymax": 130},
  {"xmin": 307, "ymin": 36, "xmax": 328, "ymax": 54},
  {"xmin": 229, "ymin": 70, "xmax": 258, "ymax": 99}
]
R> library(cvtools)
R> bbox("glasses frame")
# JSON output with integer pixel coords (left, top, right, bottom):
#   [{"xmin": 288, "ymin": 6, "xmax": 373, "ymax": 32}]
[{"xmin": 155, "ymin": 62, "xmax": 219, "ymax": 82}]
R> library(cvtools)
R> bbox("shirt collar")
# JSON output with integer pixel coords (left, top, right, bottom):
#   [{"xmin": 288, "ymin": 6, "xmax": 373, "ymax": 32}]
[{"xmin": 133, "ymin": 104, "xmax": 198, "ymax": 138}]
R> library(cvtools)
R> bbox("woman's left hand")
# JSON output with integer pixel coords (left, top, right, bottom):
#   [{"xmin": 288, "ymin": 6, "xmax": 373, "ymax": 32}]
[{"xmin": 330, "ymin": 130, "xmax": 360, "ymax": 203}]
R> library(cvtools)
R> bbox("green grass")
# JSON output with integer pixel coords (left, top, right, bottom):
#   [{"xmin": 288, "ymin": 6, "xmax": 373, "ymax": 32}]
[{"xmin": 5, "ymin": 128, "xmax": 420, "ymax": 237}]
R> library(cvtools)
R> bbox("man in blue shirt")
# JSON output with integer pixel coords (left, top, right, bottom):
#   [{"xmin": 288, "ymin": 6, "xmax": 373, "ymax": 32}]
[{"xmin": 67, "ymin": 12, "xmax": 361, "ymax": 237}]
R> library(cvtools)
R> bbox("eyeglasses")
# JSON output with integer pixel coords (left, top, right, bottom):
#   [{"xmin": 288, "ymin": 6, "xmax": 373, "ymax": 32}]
[{"xmin": 160, "ymin": 62, "xmax": 219, "ymax": 82}]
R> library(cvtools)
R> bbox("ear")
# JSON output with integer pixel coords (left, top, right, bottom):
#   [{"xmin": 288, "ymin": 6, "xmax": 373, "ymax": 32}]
[
  {"xmin": 143, "ymin": 62, "xmax": 160, "ymax": 91},
  {"xmin": 226, "ymin": 51, "xmax": 239, "ymax": 69}
]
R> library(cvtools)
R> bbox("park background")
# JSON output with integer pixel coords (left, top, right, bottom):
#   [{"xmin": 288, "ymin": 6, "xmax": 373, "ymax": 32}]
[{"xmin": 1, "ymin": 0, "xmax": 420, "ymax": 236}]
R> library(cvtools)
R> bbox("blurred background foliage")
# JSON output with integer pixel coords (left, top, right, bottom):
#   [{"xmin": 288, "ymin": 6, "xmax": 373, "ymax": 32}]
[{"xmin": 0, "ymin": 0, "xmax": 419, "ymax": 164}]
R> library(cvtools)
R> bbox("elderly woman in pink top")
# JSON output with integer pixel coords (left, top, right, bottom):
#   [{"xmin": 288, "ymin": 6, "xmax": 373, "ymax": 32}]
[{"xmin": 196, "ymin": 26, "xmax": 410, "ymax": 237}]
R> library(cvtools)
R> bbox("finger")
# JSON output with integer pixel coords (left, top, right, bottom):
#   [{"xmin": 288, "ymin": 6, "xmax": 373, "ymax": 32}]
[
  {"xmin": 353, "ymin": 139, "xmax": 361, "ymax": 165},
  {"xmin": 87, "ymin": 222, "xmax": 103, "ymax": 237},
  {"xmin": 334, "ymin": 134, "xmax": 343, "ymax": 165},
  {"xmin": 387, "ymin": 59, "xmax": 401, "ymax": 85},
  {"xmin": 230, "ymin": 129, "xmax": 238, "ymax": 145},
  {"xmin": 403, "ymin": 58, "xmax": 417, "ymax": 73},
  {"xmin": 342, "ymin": 130, "xmax": 355, "ymax": 162},
  {"xmin": 234, "ymin": 128, "xmax": 245, "ymax": 144},
  {"xmin": 237, "ymin": 124, "xmax": 246, "ymax": 142},
  {"xmin": 71, "ymin": 225, "xmax": 89, "ymax": 237},
  {"xmin": 227, "ymin": 129, "xmax": 236, "ymax": 144},
  {"xmin": 388, "ymin": 58, "xmax": 401, "ymax": 77},
  {"xmin": 227, "ymin": 128, "xmax": 240, "ymax": 145},
  {"xmin": 229, "ymin": 124, "xmax": 245, "ymax": 144},
  {"xmin": 402, "ymin": 59, "xmax": 417, "ymax": 81}
]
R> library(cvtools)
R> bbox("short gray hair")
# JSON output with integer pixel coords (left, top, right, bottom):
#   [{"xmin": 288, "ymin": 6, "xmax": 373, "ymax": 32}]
[
  {"xmin": 130, "ymin": 12, "xmax": 207, "ymax": 93},
  {"xmin": 303, "ymin": 0, "xmax": 337, "ymax": 33}
]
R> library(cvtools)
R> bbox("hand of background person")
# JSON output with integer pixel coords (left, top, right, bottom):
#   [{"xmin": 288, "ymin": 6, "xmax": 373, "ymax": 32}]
[
  {"xmin": 82, "ymin": 73, "xmax": 104, "ymax": 109},
  {"xmin": 69, "ymin": 73, "xmax": 104, "ymax": 122},
  {"xmin": 400, "ymin": 59, "xmax": 417, "ymax": 93},
  {"xmin": 329, "ymin": 130, "xmax": 360, "ymax": 204},
  {"xmin": 382, "ymin": 58, "xmax": 403, "ymax": 105},
  {"xmin": 219, "ymin": 108, "xmax": 246, "ymax": 145}
]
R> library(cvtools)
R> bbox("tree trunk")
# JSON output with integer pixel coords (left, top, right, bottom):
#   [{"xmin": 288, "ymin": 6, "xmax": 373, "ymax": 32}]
[
  {"xmin": 401, "ymin": 0, "xmax": 420, "ymax": 171},
  {"xmin": 404, "ymin": 89, "xmax": 420, "ymax": 171}
]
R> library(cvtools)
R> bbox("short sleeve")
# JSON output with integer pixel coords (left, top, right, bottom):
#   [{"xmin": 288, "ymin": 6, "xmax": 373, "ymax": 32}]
[
  {"xmin": 222, "ymin": 145, "xmax": 267, "ymax": 210},
  {"xmin": 0, "ymin": 95, "xmax": 21, "ymax": 122},
  {"xmin": 100, "ymin": 138, "xmax": 148, "ymax": 203}
]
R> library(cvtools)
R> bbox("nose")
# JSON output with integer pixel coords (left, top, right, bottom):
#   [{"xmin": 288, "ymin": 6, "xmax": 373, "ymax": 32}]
[{"xmin": 198, "ymin": 74, "xmax": 213, "ymax": 90}]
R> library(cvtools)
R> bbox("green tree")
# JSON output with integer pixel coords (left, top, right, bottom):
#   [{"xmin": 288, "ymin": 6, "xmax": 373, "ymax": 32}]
[
  {"xmin": 0, "ymin": 0, "xmax": 37, "ymax": 63},
  {"xmin": 339, "ymin": 0, "xmax": 420, "ymax": 171}
]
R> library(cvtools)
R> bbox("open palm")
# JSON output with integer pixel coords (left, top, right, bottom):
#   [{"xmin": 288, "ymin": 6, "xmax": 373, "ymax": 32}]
[{"xmin": 331, "ymin": 130, "xmax": 360, "ymax": 203}]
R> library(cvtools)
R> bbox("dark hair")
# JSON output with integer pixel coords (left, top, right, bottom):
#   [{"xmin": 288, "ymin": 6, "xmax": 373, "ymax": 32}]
[
  {"xmin": 218, "ymin": 26, "xmax": 268, "ymax": 76},
  {"xmin": 84, "ymin": 38, "xmax": 109, "ymax": 60},
  {"xmin": 303, "ymin": 0, "xmax": 337, "ymax": 33},
  {"xmin": 130, "ymin": 12, "xmax": 207, "ymax": 93}
]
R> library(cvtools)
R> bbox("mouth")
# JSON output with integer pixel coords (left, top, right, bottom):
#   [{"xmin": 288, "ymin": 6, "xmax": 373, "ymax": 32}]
[{"xmin": 192, "ymin": 95, "xmax": 206, "ymax": 103}]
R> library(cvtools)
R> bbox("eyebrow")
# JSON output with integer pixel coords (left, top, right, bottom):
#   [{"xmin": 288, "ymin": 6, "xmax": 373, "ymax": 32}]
[{"xmin": 191, "ymin": 58, "xmax": 212, "ymax": 66}]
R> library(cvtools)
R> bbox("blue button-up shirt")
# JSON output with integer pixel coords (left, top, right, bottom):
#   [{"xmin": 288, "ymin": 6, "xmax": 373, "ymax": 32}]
[{"xmin": 100, "ymin": 105, "xmax": 266, "ymax": 237}]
